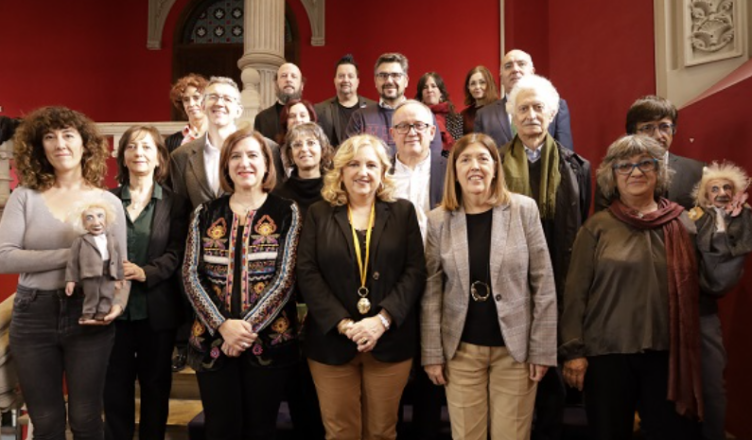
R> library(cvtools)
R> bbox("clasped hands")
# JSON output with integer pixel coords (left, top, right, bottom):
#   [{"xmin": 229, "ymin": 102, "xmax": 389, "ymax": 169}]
[
  {"xmin": 218, "ymin": 319, "xmax": 258, "ymax": 358},
  {"xmin": 338, "ymin": 315, "xmax": 388, "ymax": 353}
]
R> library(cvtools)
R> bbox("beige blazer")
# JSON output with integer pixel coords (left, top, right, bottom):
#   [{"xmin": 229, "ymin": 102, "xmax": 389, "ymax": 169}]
[{"xmin": 421, "ymin": 193, "xmax": 557, "ymax": 367}]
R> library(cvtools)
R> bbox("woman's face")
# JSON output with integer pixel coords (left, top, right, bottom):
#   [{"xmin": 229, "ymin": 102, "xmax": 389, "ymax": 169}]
[
  {"xmin": 289, "ymin": 134, "xmax": 322, "ymax": 172},
  {"xmin": 287, "ymin": 103, "xmax": 311, "ymax": 129},
  {"xmin": 421, "ymin": 76, "xmax": 442, "ymax": 106},
  {"xmin": 228, "ymin": 137, "xmax": 267, "ymax": 191},
  {"xmin": 614, "ymin": 154, "xmax": 658, "ymax": 202},
  {"xmin": 181, "ymin": 86, "xmax": 204, "ymax": 121},
  {"xmin": 43, "ymin": 127, "xmax": 84, "ymax": 175},
  {"xmin": 468, "ymin": 72, "xmax": 488, "ymax": 101},
  {"xmin": 124, "ymin": 132, "xmax": 160, "ymax": 179},
  {"xmin": 341, "ymin": 144, "xmax": 382, "ymax": 200},
  {"xmin": 455, "ymin": 143, "xmax": 496, "ymax": 198}
]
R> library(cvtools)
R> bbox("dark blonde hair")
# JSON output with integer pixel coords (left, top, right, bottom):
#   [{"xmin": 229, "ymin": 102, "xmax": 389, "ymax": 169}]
[
  {"xmin": 218, "ymin": 125, "xmax": 276, "ymax": 193},
  {"xmin": 116, "ymin": 125, "xmax": 170, "ymax": 185},
  {"xmin": 321, "ymin": 134, "xmax": 396, "ymax": 206},
  {"xmin": 596, "ymin": 135, "xmax": 672, "ymax": 202},
  {"xmin": 13, "ymin": 106, "xmax": 109, "ymax": 191},
  {"xmin": 463, "ymin": 66, "xmax": 499, "ymax": 107},
  {"xmin": 440, "ymin": 133, "xmax": 510, "ymax": 211}
]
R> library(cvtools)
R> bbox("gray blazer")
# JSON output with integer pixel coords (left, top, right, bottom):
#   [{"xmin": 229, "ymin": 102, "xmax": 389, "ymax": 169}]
[
  {"xmin": 170, "ymin": 133, "xmax": 284, "ymax": 209},
  {"xmin": 421, "ymin": 194, "xmax": 557, "ymax": 367},
  {"xmin": 66, "ymin": 231, "xmax": 124, "ymax": 282}
]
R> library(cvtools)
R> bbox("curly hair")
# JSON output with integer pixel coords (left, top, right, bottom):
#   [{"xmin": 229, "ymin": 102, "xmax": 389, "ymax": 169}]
[
  {"xmin": 13, "ymin": 106, "xmax": 109, "ymax": 191},
  {"xmin": 169, "ymin": 73, "xmax": 209, "ymax": 115},
  {"xmin": 283, "ymin": 122, "xmax": 334, "ymax": 174},
  {"xmin": 321, "ymin": 134, "xmax": 396, "ymax": 206},
  {"xmin": 69, "ymin": 199, "xmax": 119, "ymax": 234},
  {"xmin": 694, "ymin": 161, "xmax": 749, "ymax": 208}
]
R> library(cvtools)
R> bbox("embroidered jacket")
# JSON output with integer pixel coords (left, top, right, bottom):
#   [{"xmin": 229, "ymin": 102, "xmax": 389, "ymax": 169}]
[{"xmin": 183, "ymin": 193, "xmax": 301, "ymax": 371}]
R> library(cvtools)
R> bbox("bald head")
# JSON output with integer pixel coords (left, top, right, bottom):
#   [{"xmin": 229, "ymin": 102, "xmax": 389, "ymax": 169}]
[
  {"xmin": 276, "ymin": 63, "xmax": 304, "ymax": 103},
  {"xmin": 391, "ymin": 100, "xmax": 436, "ymax": 165},
  {"xmin": 501, "ymin": 49, "xmax": 535, "ymax": 95}
]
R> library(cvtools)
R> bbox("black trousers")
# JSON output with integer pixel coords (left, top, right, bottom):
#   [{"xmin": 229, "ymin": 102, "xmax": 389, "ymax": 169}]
[
  {"xmin": 532, "ymin": 367, "xmax": 566, "ymax": 440},
  {"xmin": 104, "ymin": 319, "xmax": 176, "ymax": 440},
  {"xmin": 285, "ymin": 359, "xmax": 325, "ymax": 440},
  {"xmin": 584, "ymin": 351, "xmax": 701, "ymax": 440},
  {"xmin": 196, "ymin": 357, "xmax": 292, "ymax": 440}
]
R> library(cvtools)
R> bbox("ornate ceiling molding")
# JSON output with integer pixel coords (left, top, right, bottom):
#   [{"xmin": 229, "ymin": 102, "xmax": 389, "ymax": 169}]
[
  {"xmin": 299, "ymin": 0, "xmax": 325, "ymax": 46},
  {"xmin": 147, "ymin": 0, "xmax": 178, "ymax": 50}
]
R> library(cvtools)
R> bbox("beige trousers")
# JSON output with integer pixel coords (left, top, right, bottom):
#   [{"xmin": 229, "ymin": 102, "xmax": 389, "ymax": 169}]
[
  {"xmin": 308, "ymin": 353, "xmax": 412, "ymax": 440},
  {"xmin": 445, "ymin": 342, "xmax": 538, "ymax": 440}
]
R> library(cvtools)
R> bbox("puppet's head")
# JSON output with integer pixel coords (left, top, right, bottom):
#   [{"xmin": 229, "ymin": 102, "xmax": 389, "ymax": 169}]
[
  {"xmin": 694, "ymin": 161, "xmax": 750, "ymax": 209},
  {"xmin": 70, "ymin": 200, "xmax": 117, "ymax": 235}
]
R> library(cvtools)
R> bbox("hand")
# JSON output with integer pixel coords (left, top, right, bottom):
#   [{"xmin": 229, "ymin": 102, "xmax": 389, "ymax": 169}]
[
  {"xmin": 79, "ymin": 304, "xmax": 123, "ymax": 326},
  {"xmin": 529, "ymin": 364, "xmax": 549, "ymax": 382},
  {"xmin": 221, "ymin": 341, "xmax": 242, "ymax": 358},
  {"xmin": 123, "ymin": 260, "xmax": 146, "ymax": 282},
  {"xmin": 725, "ymin": 189, "xmax": 749, "ymax": 217},
  {"xmin": 563, "ymin": 357, "xmax": 588, "ymax": 391},
  {"xmin": 218, "ymin": 319, "xmax": 257, "ymax": 352},
  {"xmin": 346, "ymin": 316, "xmax": 386, "ymax": 353},
  {"xmin": 65, "ymin": 281, "xmax": 76, "ymax": 296},
  {"xmin": 424, "ymin": 364, "xmax": 447, "ymax": 385}
]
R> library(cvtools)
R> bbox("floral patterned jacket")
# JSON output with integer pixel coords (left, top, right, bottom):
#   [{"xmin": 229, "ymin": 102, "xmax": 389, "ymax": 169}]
[{"xmin": 183, "ymin": 193, "xmax": 301, "ymax": 371}]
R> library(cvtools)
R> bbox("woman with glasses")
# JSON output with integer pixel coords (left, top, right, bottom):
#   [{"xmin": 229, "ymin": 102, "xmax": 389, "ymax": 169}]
[
  {"xmin": 560, "ymin": 135, "xmax": 727, "ymax": 439},
  {"xmin": 415, "ymin": 72, "xmax": 463, "ymax": 156},
  {"xmin": 166, "ymin": 74, "xmax": 209, "ymax": 153},
  {"xmin": 460, "ymin": 66, "xmax": 499, "ymax": 134}
]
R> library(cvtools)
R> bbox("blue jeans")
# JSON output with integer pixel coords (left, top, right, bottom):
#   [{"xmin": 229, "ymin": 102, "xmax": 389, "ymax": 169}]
[{"xmin": 10, "ymin": 285, "xmax": 115, "ymax": 440}]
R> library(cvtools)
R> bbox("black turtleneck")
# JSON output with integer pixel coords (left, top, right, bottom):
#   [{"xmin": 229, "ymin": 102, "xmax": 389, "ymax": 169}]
[{"xmin": 272, "ymin": 169, "xmax": 324, "ymax": 218}]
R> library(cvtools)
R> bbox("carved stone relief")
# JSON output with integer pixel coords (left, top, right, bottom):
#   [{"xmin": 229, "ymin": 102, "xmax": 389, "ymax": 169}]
[
  {"xmin": 299, "ymin": 0, "xmax": 325, "ymax": 46},
  {"xmin": 684, "ymin": 0, "xmax": 742, "ymax": 66}
]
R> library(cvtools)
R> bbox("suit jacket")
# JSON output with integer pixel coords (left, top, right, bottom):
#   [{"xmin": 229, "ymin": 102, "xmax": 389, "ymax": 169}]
[
  {"xmin": 474, "ymin": 97, "xmax": 574, "ymax": 151},
  {"xmin": 345, "ymin": 104, "xmax": 443, "ymax": 157},
  {"xmin": 594, "ymin": 152, "xmax": 705, "ymax": 212},
  {"xmin": 66, "ymin": 231, "xmax": 124, "ymax": 282},
  {"xmin": 170, "ymin": 133, "xmax": 285, "ymax": 209},
  {"xmin": 314, "ymin": 95, "xmax": 375, "ymax": 147},
  {"xmin": 254, "ymin": 103, "xmax": 282, "ymax": 141},
  {"xmin": 421, "ymin": 194, "xmax": 557, "ymax": 367},
  {"xmin": 389, "ymin": 151, "xmax": 447, "ymax": 210},
  {"xmin": 111, "ymin": 185, "xmax": 190, "ymax": 331},
  {"xmin": 297, "ymin": 199, "xmax": 426, "ymax": 365}
]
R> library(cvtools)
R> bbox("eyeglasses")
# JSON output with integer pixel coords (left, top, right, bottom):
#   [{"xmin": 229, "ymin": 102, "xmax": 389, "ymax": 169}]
[
  {"xmin": 376, "ymin": 72, "xmax": 405, "ymax": 81},
  {"xmin": 636, "ymin": 123, "xmax": 675, "ymax": 135},
  {"xmin": 205, "ymin": 93, "xmax": 238, "ymax": 104},
  {"xmin": 612, "ymin": 158, "xmax": 659, "ymax": 175},
  {"xmin": 393, "ymin": 122, "xmax": 431, "ymax": 134}
]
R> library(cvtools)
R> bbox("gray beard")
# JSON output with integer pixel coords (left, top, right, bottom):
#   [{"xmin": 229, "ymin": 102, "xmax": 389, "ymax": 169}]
[{"xmin": 277, "ymin": 89, "xmax": 303, "ymax": 104}]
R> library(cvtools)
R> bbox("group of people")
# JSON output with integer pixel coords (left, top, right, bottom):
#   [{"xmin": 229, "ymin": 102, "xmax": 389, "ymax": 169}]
[{"xmin": 0, "ymin": 48, "xmax": 748, "ymax": 440}]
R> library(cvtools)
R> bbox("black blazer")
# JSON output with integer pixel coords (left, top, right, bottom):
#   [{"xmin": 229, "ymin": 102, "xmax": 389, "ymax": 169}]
[
  {"xmin": 297, "ymin": 198, "xmax": 426, "ymax": 365},
  {"xmin": 254, "ymin": 103, "xmax": 282, "ymax": 141},
  {"xmin": 111, "ymin": 185, "xmax": 190, "ymax": 331}
]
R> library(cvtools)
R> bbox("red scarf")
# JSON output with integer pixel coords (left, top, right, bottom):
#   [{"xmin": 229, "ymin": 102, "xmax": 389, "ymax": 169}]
[
  {"xmin": 609, "ymin": 198, "xmax": 703, "ymax": 419},
  {"xmin": 428, "ymin": 102, "xmax": 455, "ymax": 154}
]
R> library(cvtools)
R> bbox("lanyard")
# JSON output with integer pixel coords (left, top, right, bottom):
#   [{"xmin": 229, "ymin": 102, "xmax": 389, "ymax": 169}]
[{"xmin": 348, "ymin": 203, "xmax": 375, "ymax": 314}]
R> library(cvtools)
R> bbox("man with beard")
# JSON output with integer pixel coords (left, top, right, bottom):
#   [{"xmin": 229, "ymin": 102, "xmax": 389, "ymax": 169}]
[
  {"xmin": 345, "ymin": 52, "xmax": 441, "ymax": 156},
  {"xmin": 475, "ymin": 49, "xmax": 574, "ymax": 151},
  {"xmin": 315, "ymin": 54, "xmax": 375, "ymax": 148},
  {"xmin": 595, "ymin": 95, "xmax": 705, "ymax": 211},
  {"xmin": 254, "ymin": 62, "xmax": 305, "ymax": 141}
]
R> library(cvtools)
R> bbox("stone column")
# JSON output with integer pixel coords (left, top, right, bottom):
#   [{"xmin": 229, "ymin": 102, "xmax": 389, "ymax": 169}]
[{"xmin": 237, "ymin": 0, "xmax": 286, "ymax": 126}]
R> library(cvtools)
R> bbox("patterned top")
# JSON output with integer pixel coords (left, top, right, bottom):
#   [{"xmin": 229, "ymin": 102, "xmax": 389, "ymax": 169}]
[{"xmin": 183, "ymin": 193, "xmax": 301, "ymax": 371}]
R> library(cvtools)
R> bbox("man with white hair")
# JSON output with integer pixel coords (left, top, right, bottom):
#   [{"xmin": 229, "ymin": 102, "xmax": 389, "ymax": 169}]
[
  {"xmin": 475, "ymin": 49, "xmax": 574, "ymax": 151},
  {"xmin": 254, "ymin": 62, "xmax": 305, "ymax": 141},
  {"xmin": 503, "ymin": 74, "xmax": 590, "ymax": 440}
]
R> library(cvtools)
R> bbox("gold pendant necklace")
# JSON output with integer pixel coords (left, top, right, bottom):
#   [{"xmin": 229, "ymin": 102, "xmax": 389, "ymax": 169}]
[{"xmin": 349, "ymin": 203, "xmax": 375, "ymax": 315}]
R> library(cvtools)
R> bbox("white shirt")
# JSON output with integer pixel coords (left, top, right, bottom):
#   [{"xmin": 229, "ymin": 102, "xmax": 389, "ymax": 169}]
[
  {"xmin": 92, "ymin": 234, "xmax": 109, "ymax": 261},
  {"xmin": 392, "ymin": 152, "xmax": 431, "ymax": 241},
  {"xmin": 204, "ymin": 136, "xmax": 221, "ymax": 196}
]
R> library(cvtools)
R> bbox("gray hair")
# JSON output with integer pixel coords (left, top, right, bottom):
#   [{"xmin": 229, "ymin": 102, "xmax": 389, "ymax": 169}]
[
  {"xmin": 596, "ymin": 135, "xmax": 673, "ymax": 202},
  {"xmin": 374, "ymin": 52, "xmax": 409, "ymax": 76},
  {"xmin": 506, "ymin": 74, "xmax": 560, "ymax": 119},
  {"xmin": 392, "ymin": 99, "xmax": 433, "ymax": 125},
  {"xmin": 204, "ymin": 76, "xmax": 241, "ymax": 99}
]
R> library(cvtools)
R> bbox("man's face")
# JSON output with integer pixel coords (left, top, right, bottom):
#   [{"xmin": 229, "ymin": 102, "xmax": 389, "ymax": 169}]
[
  {"xmin": 501, "ymin": 50, "xmax": 534, "ymax": 94},
  {"xmin": 375, "ymin": 62, "xmax": 408, "ymax": 103},
  {"xmin": 82, "ymin": 207, "xmax": 107, "ymax": 236},
  {"xmin": 390, "ymin": 103, "xmax": 435, "ymax": 161},
  {"xmin": 202, "ymin": 83, "xmax": 242, "ymax": 129},
  {"xmin": 706, "ymin": 178, "xmax": 736, "ymax": 209},
  {"xmin": 511, "ymin": 89, "xmax": 553, "ymax": 143},
  {"xmin": 634, "ymin": 117, "xmax": 675, "ymax": 150},
  {"xmin": 276, "ymin": 63, "xmax": 303, "ymax": 103},
  {"xmin": 335, "ymin": 64, "xmax": 359, "ymax": 97}
]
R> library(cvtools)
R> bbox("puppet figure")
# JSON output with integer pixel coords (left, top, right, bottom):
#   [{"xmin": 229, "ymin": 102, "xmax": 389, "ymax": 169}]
[{"xmin": 65, "ymin": 202, "xmax": 124, "ymax": 323}]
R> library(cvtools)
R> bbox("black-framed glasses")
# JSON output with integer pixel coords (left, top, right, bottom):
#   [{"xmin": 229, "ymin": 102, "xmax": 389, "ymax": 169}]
[
  {"xmin": 393, "ymin": 122, "xmax": 431, "ymax": 134},
  {"xmin": 636, "ymin": 123, "xmax": 675, "ymax": 135},
  {"xmin": 376, "ymin": 72, "xmax": 405, "ymax": 81},
  {"xmin": 612, "ymin": 158, "xmax": 659, "ymax": 175}
]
